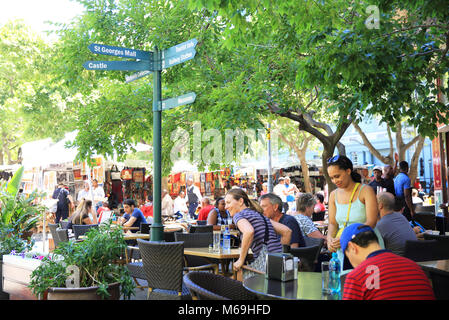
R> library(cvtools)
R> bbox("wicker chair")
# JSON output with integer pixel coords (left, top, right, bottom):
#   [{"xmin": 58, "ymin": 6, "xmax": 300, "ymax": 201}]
[
  {"xmin": 48, "ymin": 223, "xmax": 60, "ymax": 247},
  {"xmin": 137, "ymin": 239, "xmax": 191, "ymax": 300},
  {"xmin": 163, "ymin": 229, "xmax": 182, "ymax": 242},
  {"xmin": 404, "ymin": 240, "xmax": 445, "ymax": 262},
  {"xmin": 140, "ymin": 223, "xmax": 151, "ymax": 234},
  {"xmin": 54, "ymin": 228, "xmax": 69, "ymax": 247},
  {"xmin": 290, "ymin": 245, "xmax": 322, "ymax": 272},
  {"xmin": 424, "ymin": 267, "xmax": 449, "ymax": 300},
  {"xmin": 183, "ymin": 271, "xmax": 257, "ymax": 300},
  {"xmin": 312, "ymin": 211, "xmax": 326, "ymax": 222},
  {"xmin": 175, "ymin": 232, "xmax": 219, "ymax": 274},
  {"xmin": 59, "ymin": 220, "xmax": 71, "ymax": 229},
  {"xmin": 125, "ymin": 246, "xmax": 146, "ymax": 291},
  {"xmin": 72, "ymin": 224, "xmax": 99, "ymax": 240},
  {"xmin": 189, "ymin": 225, "xmax": 213, "ymax": 233}
]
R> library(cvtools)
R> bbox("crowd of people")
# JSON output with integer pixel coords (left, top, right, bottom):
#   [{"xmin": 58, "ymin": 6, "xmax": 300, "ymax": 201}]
[{"xmin": 50, "ymin": 153, "xmax": 436, "ymax": 300}]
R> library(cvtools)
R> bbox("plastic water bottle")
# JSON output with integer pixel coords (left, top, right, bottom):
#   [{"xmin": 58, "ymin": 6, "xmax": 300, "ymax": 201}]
[
  {"xmin": 223, "ymin": 226, "xmax": 231, "ymax": 253},
  {"xmin": 329, "ymin": 252, "xmax": 341, "ymax": 294}
]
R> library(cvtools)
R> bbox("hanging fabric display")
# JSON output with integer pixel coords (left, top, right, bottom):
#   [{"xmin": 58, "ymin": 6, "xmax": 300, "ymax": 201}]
[
  {"xmin": 121, "ymin": 167, "xmax": 133, "ymax": 180},
  {"xmin": 133, "ymin": 168, "xmax": 145, "ymax": 183}
]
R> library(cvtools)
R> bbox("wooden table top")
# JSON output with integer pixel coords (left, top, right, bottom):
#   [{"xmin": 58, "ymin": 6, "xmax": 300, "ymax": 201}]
[{"xmin": 183, "ymin": 247, "xmax": 252, "ymax": 260}]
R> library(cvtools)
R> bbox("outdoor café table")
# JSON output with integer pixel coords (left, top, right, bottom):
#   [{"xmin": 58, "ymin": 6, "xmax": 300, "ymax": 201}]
[
  {"xmin": 243, "ymin": 272, "xmax": 341, "ymax": 300},
  {"xmin": 418, "ymin": 259, "xmax": 449, "ymax": 274},
  {"xmin": 183, "ymin": 247, "xmax": 252, "ymax": 277},
  {"xmin": 314, "ymin": 221, "xmax": 328, "ymax": 235}
]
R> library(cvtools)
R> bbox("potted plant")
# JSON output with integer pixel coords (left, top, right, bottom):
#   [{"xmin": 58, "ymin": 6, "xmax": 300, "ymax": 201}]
[
  {"xmin": 0, "ymin": 166, "xmax": 46, "ymax": 240},
  {"xmin": 29, "ymin": 222, "xmax": 135, "ymax": 300}
]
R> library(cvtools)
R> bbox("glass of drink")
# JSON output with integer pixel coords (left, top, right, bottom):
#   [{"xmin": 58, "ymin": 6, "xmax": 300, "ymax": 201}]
[
  {"xmin": 321, "ymin": 261, "xmax": 331, "ymax": 294},
  {"xmin": 213, "ymin": 231, "xmax": 221, "ymax": 252}
]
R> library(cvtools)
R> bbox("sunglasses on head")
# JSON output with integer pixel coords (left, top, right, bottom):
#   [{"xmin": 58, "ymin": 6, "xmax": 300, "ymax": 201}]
[{"xmin": 327, "ymin": 155, "xmax": 340, "ymax": 164}]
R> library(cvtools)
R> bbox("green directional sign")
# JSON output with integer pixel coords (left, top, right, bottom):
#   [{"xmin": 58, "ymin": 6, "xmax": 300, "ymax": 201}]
[
  {"xmin": 125, "ymin": 70, "xmax": 152, "ymax": 83},
  {"xmin": 161, "ymin": 38, "xmax": 198, "ymax": 59},
  {"xmin": 88, "ymin": 43, "xmax": 153, "ymax": 60},
  {"xmin": 161, "ymin": 48, "xmax": 196, "ymax": 69},
  {"xmin": 160, "ymin": 92, "xmax": 196, "ymax": 111},
  {"xmin": 83, "ymin": 60, "xmax": 152, "ymax": 71}
]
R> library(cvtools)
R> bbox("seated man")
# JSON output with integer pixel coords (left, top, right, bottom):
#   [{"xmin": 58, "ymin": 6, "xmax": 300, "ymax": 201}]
[
  {"xmin": 260, "ymin": 193, "xmax": 306, "ymax": 248},
  {"xmin": 340, "ymin": 223, "xmax": 435, "ymax": 300},
  {"xmin": 120, "ymin": 199, "xmax": 146, "ymax": 233},
  {"xmin": 197, "ymin": 197, "xmax": 215, "ymax": 221},
  {"xmin": 376, "ymin": 192, "xmax": 417, "ymax": 256}
]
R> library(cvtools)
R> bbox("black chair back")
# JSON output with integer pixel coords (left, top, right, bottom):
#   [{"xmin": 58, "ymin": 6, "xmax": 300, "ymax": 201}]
[
  {"xmin": 404, "ymin": 240, "xmax": 446, "ymax": 262},
  {"xmin": 72, "ymin": 224, "xmax": 99, "ymax": 240},
  {"xmin": 59, "ymin": 220, "xmax": 71, "ymax": 229},
  {"xmin": 189, "ymin": 225, "xmax": 213, "ymax": 233},
  {"xmin": 290, "ymin": 245, "xmax": 321, "ymax": 272},
  {"xmin": 425, "ymin": 268, "xmax": 449, "ymax": 300},
  {"xmin": 55, "ymin": 228, "xmax": 69, "ymax": 247},
  {"xmin": 137, "ymin": 239, "xmax": 190, "ymax": 299},
  {"xmin": 183, "ymin": 271, "xmax": 257, "ymax": 300},
  {"xmin": 304, "ymin": 236, "xmax": 324, "ymax": 248},
  {"xmin": 175, "ymin": 232, "xmax": 213, "ymax": 247},
  {"xmin": 161, "ymin": 229, "xmax": 183, "ymax": 242},
  {"xmin": 48, "ymin": 223, "xmax": 59, "ymax": 244},
  {"xmin": 140, "ymin": 223, "xmax": 151, "ymax": 234},
  {"xmin": 312, "ymin": 211, "xmax": 326, "ymax": 222},
  {"xmin": 175, "ymin": 232, "xmax": 214, "ymax": 268}
]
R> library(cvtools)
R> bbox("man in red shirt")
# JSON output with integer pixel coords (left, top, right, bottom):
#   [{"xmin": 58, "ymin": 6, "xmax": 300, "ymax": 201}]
[
  {"xmin": 340, "ymin": 223, "xmax": 435, "ymax": 300},
  {"xmin": 197, "ymin": 197, "xmax": 215, "ymax": 221}
]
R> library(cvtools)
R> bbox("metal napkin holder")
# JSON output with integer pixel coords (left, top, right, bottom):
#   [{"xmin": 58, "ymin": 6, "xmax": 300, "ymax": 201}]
[{"xmin": 265, "ymin": 252, "xmax": 295, "ymax": 282}]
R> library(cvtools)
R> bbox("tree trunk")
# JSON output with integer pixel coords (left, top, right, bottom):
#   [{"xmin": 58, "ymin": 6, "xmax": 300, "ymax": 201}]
[
  {"xmin": 278, "ymin": 131, "xmax": 313, "ymax": 193},
  {"xmin": 352, "ymin": 120, "xmax": 426, "ymax": 184}
]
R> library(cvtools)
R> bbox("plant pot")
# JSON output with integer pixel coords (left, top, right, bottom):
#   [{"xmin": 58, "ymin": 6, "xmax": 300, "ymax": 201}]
[
  {"xmin": 0, "ymin": 258, "xmax": 10, "ymax": 300},
  {"xmin": 47, "ymin": 282, "xmax": 121, "ymax": 300},
  {"xmin": 1, "ymin": 254, "xmax": 42, "ymax": 300}
]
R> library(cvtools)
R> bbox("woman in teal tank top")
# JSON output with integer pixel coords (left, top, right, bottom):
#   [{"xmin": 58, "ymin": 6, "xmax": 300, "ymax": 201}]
[{"xmin": 326, "ymin": 155, "xmax": 384, "ymax": 270}]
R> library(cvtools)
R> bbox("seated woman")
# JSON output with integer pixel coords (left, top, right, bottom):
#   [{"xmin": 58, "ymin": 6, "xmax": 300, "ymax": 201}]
[
  {"xmin": 207, "ymin": 197, "xmax": 233, "ymax": 226},
  {"xmin": 225, "ymin": 188, "xmax": 291, "ymax": 279},
  {"xmin": 119, "ymin": 198, "xmax": 146, "ymax": 233},
  {"xmin": 67, "ymin": 199, "xmax": 98, "ymax": 229}
]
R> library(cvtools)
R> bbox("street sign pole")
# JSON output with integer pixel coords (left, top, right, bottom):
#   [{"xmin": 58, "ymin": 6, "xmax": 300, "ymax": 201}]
[{"xmin": 151, "ymin": 47, "xmax": 164, "ymax": 242}]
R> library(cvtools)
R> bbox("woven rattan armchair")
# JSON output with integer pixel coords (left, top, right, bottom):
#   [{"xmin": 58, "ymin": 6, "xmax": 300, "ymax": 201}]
[
  {"xmin": 183, "ymin": 271, "xmax": 257, "ymax": 300},
  {"xmin": 175, "ymin": 232, "xmax": 219, "ymax": 274},
  {"xmin": 137, "ymin": 239, "xmax": 191, "ymax": 300},
  {"xmin": 72, "ymin": 224, "xmax": 99, "ymax": 240}
]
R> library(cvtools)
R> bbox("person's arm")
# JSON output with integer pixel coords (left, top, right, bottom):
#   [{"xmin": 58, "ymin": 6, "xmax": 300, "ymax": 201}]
[
  {"xmin": 361, "ymin": 185, "xmax": 378, "ymax": 228},
  {"xmin": 233, "ymin": 219, "xmax": 254, "ymax": 272},
  {"xmin": 195, "ymin": 187, "xmax": 202, "ymax": 202},
  {"xmin": 123, "ymin": 216, "xmax": 137, "ymax": 227},
  {"xmin": 207, "ymin": 209, "xmax": 218, "ymax": 225},
  {"xmin": 90, "ymin": 206, "xmax": 98, "ymax": 224},
  {"xmin": 67, "ymin": 194, "xmax": 75, "ymax": 210},
  {"xmin": 404, "ymin": 187, "xmax": 415, "ymax": 218},
  {"xmin": 270, "ymin": 219, "xmax": 292, "ymax": 245},
  {"xmin": 327, "ymin": 190, "xmax": 340, "ymax": 252}
]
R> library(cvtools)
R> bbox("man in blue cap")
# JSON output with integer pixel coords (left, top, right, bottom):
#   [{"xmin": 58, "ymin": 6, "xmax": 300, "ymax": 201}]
[{"xmin": 339, "ymin": 223, "xmax": 434, "ymax": 300}]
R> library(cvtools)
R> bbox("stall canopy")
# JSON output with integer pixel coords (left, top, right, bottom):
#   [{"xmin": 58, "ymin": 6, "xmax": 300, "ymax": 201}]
[{"xmin": 21, "ymin": 131, "xmax": 152, "ymax": 168}]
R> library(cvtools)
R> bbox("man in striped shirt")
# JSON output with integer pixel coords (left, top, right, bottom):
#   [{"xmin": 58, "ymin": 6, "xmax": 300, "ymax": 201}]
[{"xmin": 340, "ymin": 223, "xmax": 435, "ymax": 300}]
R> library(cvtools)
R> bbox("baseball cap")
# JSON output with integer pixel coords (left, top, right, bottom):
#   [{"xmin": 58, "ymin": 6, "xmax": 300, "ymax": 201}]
[
  {"xmin": 373, "ymin": 165, "xmax": 383, "ymax": 171},
  {"xmin": 340, "ymin": 223, "xmax": 374, "ymax": 253}
]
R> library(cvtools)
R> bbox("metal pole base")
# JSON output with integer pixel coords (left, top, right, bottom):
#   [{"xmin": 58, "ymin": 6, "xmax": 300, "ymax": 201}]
[{"xmin": 150, "ymin": 224, "xmax": 164, "ymax": 242}]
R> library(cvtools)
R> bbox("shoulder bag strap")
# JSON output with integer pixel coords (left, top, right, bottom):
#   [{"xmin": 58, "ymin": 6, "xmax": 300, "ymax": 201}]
[{"xmin": 343, "ymin": 183, "xmax": 360, "ymax": 229}]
